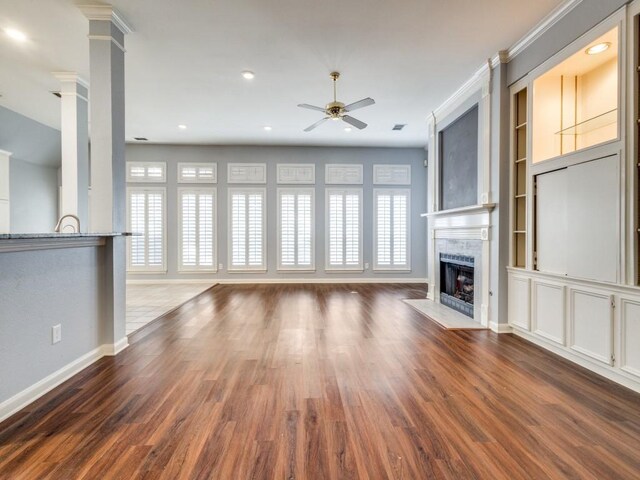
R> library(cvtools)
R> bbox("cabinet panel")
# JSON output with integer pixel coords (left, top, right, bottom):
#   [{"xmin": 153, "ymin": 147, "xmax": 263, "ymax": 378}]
[
  {"xmin": 567, "ymin": 155, "xmax": 619, "ymax": 283},
  {"xmin": 536, "ymin": 169, "xmax": 568, "ymax": 275},
  {"xmin": 532, "ymin": 281, "xmax": 565, "ymax": 345},
  {"xmin": 508, "ymin": 275, "xmax": 530, "ymax": 330},
  {"xmin": 569, "ymin": 289, "xmax": 613, "ymax": 365},
  {"xmin": 621, "ymin": 298, "xmax": 640, "ymax": 378}
]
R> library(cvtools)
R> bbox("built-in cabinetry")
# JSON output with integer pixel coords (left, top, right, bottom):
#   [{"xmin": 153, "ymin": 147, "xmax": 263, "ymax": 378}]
[
  {"xmin": 532, "ymin": 27, "xmax": 619, "ymax": 163},
  {"xmin": 507, "ymin": 9, "xmax": 640, "ymax": 393},
  {"xmin": 511, "ymin": 88, "xmax": 528, "ymax": 268}
]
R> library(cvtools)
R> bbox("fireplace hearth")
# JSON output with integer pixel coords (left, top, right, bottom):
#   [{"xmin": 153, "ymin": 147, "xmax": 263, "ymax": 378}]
[{"xmin": 440, "ymin": 253, "xmax": 475, "ymax": 318}]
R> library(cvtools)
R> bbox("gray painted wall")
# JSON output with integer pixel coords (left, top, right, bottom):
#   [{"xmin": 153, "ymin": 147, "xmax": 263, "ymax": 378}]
[
  {"xmin": 0, "ymin": 245, "xmax": 109, "ymax": 404},
  {"xmin": 10, "ymin": 159, "xmax": 59, "ymax": 233},
  {"xmin": 0, "ymin": 105, "xmax": 61, "ymax": 232},
  {"xmin": 507, "ymin": 0, "xmax": 628, "ymax": 85},
  {"xmin": 126, "ymin": 145, "xmax": 427, "ymax": 281}
]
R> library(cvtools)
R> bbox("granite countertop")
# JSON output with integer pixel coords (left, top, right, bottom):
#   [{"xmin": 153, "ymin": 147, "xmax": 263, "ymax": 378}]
[{"xmin": 0, "ymin": 232, "xmax": 133, "ymax": 240}]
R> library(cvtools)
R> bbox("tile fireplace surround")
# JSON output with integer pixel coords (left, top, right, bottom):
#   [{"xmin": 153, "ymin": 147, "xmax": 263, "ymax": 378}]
[{"xmin": 423, "ymin": 204, "xmax": 494, "ymax": 327}]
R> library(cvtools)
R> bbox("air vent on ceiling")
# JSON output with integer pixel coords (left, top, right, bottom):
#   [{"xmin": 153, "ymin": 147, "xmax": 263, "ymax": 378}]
[
  {"xmin": 133, "ymin": 137, "xmax": 149, "ymax": 141},
  {"xmin": 51, "ymin": 91, "xmax": 61, "ymax": 98},
  {"xmin": 392, "ymin": 124, "xmax": 406, "ymax": 131}
]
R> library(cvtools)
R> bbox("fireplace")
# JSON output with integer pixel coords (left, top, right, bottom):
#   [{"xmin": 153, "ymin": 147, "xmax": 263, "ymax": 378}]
[{"xmin": 440, "ymin": 253, "xmax": 475, "ymax": 318}]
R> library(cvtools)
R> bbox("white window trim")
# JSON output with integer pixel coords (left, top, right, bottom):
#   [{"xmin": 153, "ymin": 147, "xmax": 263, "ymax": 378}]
[
  {"xmin": 177, "ymin": 187, "xmax": 217, "ymax": 273},
  {"xmin": 277, "ymin": 188, "xmax": 315, "ymax": 272},
  {"xmin": 177, "ymin": 163, "xmax": 217, "ymax": 184},
  {"xmin": 325, "ymin": 188, "xmax": 363, "ymax": 272},
  {"xmin": 126, "ymin": 162, "xmax": 166, "ymax": 183},
  {"xmin": 126, "ymin": 186, "xmax": 167, "ymax": 273},
  {"xmin": 227, "ymin": 187, "xmax": 267, "ymax": 272},
  {"xmin": 227, "ymin": 163, "xmax": 267, "ymax": 184},
  {"xmin": 373, "ymin": 188, "xmax": 411, "ymax": 272},
  {"xmin": 325, "ymin": 164, "xmax": 364, "ymax": 185}
]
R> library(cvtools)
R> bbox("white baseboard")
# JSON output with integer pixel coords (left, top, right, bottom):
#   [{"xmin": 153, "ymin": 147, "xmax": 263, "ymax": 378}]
[
  {"xmin": 102, "ymin": 337, "xmax": 129, "ymax": 356},
  {"xmin": 511, "ymin": 328, "xmax": 640, "ymax": 395},
  {"xmin": 490, "ymin": 322, "xmax": 513, "ymax": 334},
  {"xmin": 0, "ymin": 340, "xmax": 127, "ymax": 423},
  {"xmin": 127, "ymin": 277, "xmax": 428, "ymax": 285},
  {"xmin": 127, "ymin": 279, "xmax": 218, "ymax": 285},
  {"xmin": 216, "ymin": 277, "xmax": 428, "ymax": 285}
]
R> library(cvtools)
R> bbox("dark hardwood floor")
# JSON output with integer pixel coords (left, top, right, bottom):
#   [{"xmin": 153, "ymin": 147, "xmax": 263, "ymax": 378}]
[{"xmin": 1, "ymin": 283, "xmax": 640, "ymax": 479}]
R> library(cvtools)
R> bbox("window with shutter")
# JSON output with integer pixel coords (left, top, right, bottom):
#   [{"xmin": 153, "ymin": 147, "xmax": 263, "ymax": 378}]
[
  {"xmin": 374, "ymin": 189, "xmax": 410, "ymax": 271},
  {"xmin": 178, "ymin": 188, "xmax": 217, "ymax": 272},
  {"xmin": 127, "ymin": 187, "xmax": 166, "ymax": 272},
  {"xmin": 278, "ymin": 188, "xmax": 314, "ymax": 271},
  {"xmin": 126, "ymin": 162, "xmax": 166, "ymax": 183},
  {"xmin": 177, "ymin": 163, "xmax": 217, "ymax": 183},
  {"xmin": 326, "ymin": 188, "xmax": 363, "ymax": 271},
  {"xmin": 228, "ymin": 188, "xmax": 266, "ymax": 271}
]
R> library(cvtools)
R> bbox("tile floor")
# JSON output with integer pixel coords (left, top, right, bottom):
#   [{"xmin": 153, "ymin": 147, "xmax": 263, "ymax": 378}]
[{"xmin": 125, "ymin": 283, "xmax": 216, "ymax": 335}]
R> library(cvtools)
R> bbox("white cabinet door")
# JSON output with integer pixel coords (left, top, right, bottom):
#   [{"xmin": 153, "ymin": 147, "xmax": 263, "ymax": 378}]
[
  {"xmin": 535, "ymin": 169, "xmax": 567, "ymax": 275},
  {"xmin": 567, "ymin": 155, "xmax": 619, "ymax": 283},
  {"xmin": 532, "ymin": 280, "xmax": 565, "ymax": 345},
  {"xmin": 508, "ymin": 274, "xmax": 530, "ymax": 330},
  {"xmin": 621, "ymin": 298, "xmax": 640, "ymax": 378},
  {"xmin": 569, "ymin": 288, "xmax": 613, "ymax": 365}
]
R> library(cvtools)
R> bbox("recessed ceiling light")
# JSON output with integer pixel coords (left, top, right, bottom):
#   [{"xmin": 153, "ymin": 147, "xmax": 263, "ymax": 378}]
[
  {"xmin": 242, "ymin": 71, "xmax": 255, "ymax": 80},
  {"xmin": 585, "ymin": 42, "xmax": 611, "ymax": 55},
  {"xmin": 178, "ymin": 124, "xmax": 187, "ymax": 130},
  {"xmin": 263, "ymin": 126, "xmax": 272, "ymax": 131},
  {"xmin": 4, "ymin": 28, "xmax": 27, "ymax": 42},
  {"xmin": 344, "ymin": 127, "xmax": 352, "ymax": 132}
]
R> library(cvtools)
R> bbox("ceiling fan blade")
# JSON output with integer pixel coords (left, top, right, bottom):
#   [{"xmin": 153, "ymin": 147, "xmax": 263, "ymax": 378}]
[
  {"xmin": 304, "ymin": 117, "xmax": 329, "ymax": 132},
  {"xmin": 344, "ymin": 97, "xmax": 375, "ymax": 112},
  {"xmin": 298, "ymin": 103, "xmax": 326, "ymax": 113},
  {"xmin": 342, "ymin": 115, "xmax": 367, "ymax": 130}
]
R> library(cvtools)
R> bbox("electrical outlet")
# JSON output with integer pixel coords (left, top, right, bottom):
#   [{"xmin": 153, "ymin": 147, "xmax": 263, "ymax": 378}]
[
  {"xmin": 364, "ymin": 263, "xmax": 369, "ymax": 270},
  {"xmin": 218, "ymin": 263, "xmax": 223, "ymax": 270},
  {"xmin": 52, "ymin": 324, "xmax": 62, "ymax": 344}
]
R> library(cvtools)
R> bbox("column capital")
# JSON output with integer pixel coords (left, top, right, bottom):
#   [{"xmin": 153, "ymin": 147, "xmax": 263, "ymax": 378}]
[
  {"xmin": 77, "ymin": 5, "xmax": 133, "ymax": 34},
  {"xmin": 52, "ymin": 71, "xmax": 89, "ymax": 89}
]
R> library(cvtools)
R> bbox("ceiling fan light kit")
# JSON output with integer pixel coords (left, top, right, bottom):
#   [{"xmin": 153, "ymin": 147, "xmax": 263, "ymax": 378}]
[{"xmin": 298, "ymin": 71, "xmax": 375, "ymax": 132}]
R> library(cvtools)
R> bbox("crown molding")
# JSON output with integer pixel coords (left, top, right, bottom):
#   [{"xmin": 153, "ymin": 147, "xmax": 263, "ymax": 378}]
[
  {"xmin": 77, "ymin": 5, "xmax": 133, "ymax": 34},
  {"xmin": 432, "ymin": 61, "xmax": 491, "ymax": 120},
  {"xmin": 430, "ymin": 0, "xmax": 582, "ymax": 123},
  {"xmin": 505, "ymin": 0, "xmax": 583, "ymax": 62},
  {"xmin": 52, "ymin": 71, "xmax": 89, "ymax": 89}
]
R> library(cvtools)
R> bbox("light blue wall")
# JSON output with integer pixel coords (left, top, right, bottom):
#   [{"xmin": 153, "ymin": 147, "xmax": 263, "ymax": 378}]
[
  {"xmin": 126, "ymin": 144, "xmax": 428, "ymax": 281},
  {"xmin": 10, "ymin": 159, "xmax": 59, "ymax": 233},
  {"xmin": 0, "ymin": 105, "xmax": 60, "ymax": 232}
]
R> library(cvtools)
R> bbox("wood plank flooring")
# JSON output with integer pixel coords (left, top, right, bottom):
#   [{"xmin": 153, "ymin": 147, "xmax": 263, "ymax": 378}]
[{"xmin": 1, "ymin": 283, "xmax": 640, "ymax": 479}]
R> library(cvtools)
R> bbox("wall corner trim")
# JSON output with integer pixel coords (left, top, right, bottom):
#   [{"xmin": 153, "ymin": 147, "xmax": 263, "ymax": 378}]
[{"xmin": 490, "ymin": 322, "xmax": 513, "ymax": 334}]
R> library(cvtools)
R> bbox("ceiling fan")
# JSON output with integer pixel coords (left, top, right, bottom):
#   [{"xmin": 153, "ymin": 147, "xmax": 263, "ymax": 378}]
[{"xmin": 298, "ymin": 72, "xmax": 375, "ymax": 132}]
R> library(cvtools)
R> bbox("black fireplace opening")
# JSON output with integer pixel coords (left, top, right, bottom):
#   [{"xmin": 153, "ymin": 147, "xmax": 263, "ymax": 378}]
[{"xmin": 440, "ymin": 253, "xmax": 475, "ymax": 318}]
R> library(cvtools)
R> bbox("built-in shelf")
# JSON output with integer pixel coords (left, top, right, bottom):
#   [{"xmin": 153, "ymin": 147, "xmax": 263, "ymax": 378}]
[
  {"xmin": 555, "ymin": 109, "xmax": 618, "ymax": 136},
  {"xmin": 512, "ymin": 87, "xmax": 528, "ymax": 269}
]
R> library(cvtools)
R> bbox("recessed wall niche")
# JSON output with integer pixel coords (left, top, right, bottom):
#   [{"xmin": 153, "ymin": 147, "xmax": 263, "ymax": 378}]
[
  {"xmin": 532, "ymin": 27, "xmax": 619, "ymax": 163},
  {"xmin": 439, "ymin": 105, "xmax": 479, "ymax": 210}
]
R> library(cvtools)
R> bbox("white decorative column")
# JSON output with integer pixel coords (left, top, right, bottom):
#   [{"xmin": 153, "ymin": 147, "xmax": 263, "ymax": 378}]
[
  {"xmin": 79, "ymin": 4, "xmax": 132, "ymax": 354},
  {"xmin": 53, "ymin": 72, "xmax": 89, "ymax": 231},
  {"xmin": 79, "ymin": 5, "xmax": 131, "ymax": 233},
  {"xmin": 0, "ymin": 150, "xmax": 11, "ymax": 233}
]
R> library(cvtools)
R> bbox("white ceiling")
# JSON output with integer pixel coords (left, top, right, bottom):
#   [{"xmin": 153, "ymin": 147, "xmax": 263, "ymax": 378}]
[{"xmin": 0, "ymin": 0, "xmax": 565, "ymax": 148}]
